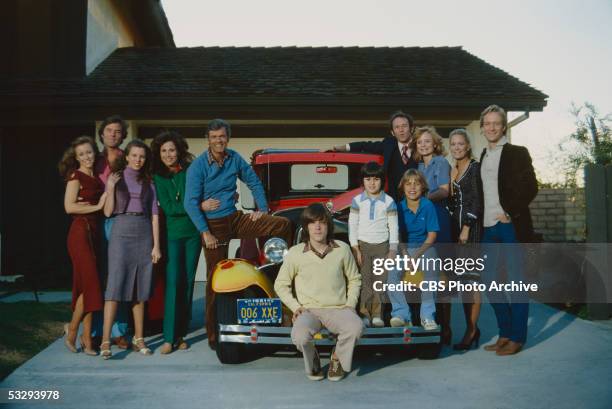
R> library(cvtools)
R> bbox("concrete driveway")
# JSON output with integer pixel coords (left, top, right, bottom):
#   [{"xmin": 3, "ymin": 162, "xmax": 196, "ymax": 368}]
[{"xmin": 1, "ymin": 284, "xmax": 611, "ymax": 409}]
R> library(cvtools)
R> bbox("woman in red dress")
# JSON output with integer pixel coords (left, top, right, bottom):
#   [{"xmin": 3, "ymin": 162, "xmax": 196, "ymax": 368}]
[{"xmin": 58, "ymin": 136, "xmax": 108, "ymax": 355}]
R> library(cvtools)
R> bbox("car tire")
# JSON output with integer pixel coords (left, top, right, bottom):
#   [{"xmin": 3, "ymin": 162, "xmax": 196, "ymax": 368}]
[{"xmin": 415, "ymin": 342, "xmax": 442, "ymax": 359}]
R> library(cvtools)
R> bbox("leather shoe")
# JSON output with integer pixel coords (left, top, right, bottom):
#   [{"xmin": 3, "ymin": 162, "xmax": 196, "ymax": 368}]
[
  {"xmin": 484, "ymin": 337, "xmax": 510, "ymax": 351},
  {"xmin": 496, "ymin": 340, "xmax": 523, "ymax": 356},
  {"xmin": 112, "ymin": 336, "xmax": 129, "ymax": 350}
]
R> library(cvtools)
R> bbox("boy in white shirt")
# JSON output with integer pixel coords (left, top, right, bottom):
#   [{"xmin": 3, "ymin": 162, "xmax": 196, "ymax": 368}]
[{"xmin": 349, "ymin": 162, "xmax": 399, "ymax": 327}]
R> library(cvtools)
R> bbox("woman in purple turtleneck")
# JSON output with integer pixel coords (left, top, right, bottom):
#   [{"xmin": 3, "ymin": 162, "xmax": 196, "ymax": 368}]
[{"xmin": 100, "ymin": 139, "xmax": 161, "ymax": 359}]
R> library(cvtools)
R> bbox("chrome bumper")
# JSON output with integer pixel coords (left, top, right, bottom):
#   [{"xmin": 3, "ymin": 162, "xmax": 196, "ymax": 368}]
[{"xmin": 218, "ymin": 324, "xmax": 440, "ymax": 345}]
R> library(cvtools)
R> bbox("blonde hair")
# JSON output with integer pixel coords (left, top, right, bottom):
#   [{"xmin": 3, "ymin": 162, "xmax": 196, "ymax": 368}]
[
  {"xmin": 479, "ymin": 104, "xmax": 507, "ymax": 130},
  {"xmin": 411, "ymin": 126, "xmax": 445, "ymax": 162},
  {"xmin": 398, "ymin": 169, "xmax": 429, "ymax": 199},
  {"xmin": 448, "ymin": 128, "xmax": 474, "ymax": 160}
]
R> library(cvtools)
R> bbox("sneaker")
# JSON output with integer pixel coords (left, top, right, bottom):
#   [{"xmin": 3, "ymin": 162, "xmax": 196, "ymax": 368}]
[
  {"xmin": 307, "ymin": 354, "xmax": 324, "ymax": 381},
  {"xmin": 421, "ymin": 318, "xmax": 438, "ymax": 331},
  {"xmin": 327, "ymin": 357, "xmax": 345, "ymax": 382},
  {"xmin": 361, "ymin": 317, "xmax": 371, "ymax": 328},
  {"xmin": 390, "ymin": 316, "xmax": 406, "ymax": 327},
  {"xmin": 371, "ymin": 317, "xmax": 384, "ymax": 328}
]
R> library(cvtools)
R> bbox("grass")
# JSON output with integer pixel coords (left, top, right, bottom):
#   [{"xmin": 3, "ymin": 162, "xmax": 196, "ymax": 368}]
[{"xmin": 0, "ymin": 302, "xmax": 71, "ymax": 380}]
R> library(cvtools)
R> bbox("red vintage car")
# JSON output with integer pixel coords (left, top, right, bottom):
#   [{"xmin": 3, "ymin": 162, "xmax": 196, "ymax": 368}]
[{"xmin": 211, "ymin": 149, "xmax": 441, "ymax": 364}]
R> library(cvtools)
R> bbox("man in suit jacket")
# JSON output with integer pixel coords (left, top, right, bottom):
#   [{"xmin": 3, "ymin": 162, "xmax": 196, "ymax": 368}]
[
  {"xmin": 330, "ymin": 111, "xmax": 418, "ymax": 202},
  {"xmin": 479, "ymin": 104, "xmax": 538, "ymax": 356}
]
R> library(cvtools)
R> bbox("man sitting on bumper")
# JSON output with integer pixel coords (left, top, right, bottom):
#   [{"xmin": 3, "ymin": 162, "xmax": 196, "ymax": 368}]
[{"xmin": 274, "ymin": 203, "xmax": 362, "ymax": 381}]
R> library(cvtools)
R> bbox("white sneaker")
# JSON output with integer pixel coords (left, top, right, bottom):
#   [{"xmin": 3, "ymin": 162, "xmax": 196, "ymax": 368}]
[
  {"xmin": 421, "ymin": 318, "xmax": 438, "ymax": 331},
  {"xmin": 362, "ymin": 317, "xmax": 371, "ymax": 328},
  {"xmin": 371, "ymin": 317, "xmax": 384, "ymax": 328},
  {"xmin": 390, "ymin": 316, "xmax": 406, "ymax": 327}
]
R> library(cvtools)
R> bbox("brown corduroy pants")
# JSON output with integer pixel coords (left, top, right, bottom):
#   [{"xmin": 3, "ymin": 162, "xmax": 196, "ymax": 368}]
[
  {"xmin": 358, "ymin": 240, "xmax": 390, "ymax": 320},
  {"xmin": 203, "ymin": 211, "xmax": 292, "ymax": 347}
]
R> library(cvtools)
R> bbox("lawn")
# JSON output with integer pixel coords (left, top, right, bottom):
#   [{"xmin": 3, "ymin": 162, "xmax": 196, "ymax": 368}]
[{"xmin": 0, "ymin": 302, "xmax": 71, "ymax": 380}]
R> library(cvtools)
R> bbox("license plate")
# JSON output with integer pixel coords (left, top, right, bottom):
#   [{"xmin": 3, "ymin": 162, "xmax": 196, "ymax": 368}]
[{"xmin": 237, "ymin": 298, "xmax": 282, "ymax": 324}]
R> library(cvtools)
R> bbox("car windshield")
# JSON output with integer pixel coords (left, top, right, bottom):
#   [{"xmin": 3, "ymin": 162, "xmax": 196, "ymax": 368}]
[
  {"xmin": 261, "ymin": 163, "xmax": 364, "ymax": 201},
  {"xmin": 290, "ymin": 164, "xmax": 349, "ymax": 191}
]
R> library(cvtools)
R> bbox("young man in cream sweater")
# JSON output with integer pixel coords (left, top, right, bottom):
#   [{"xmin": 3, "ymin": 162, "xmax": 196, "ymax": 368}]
[{"xmin": 274, "ymin": 203, "xmax": 362, "ymax": 382}]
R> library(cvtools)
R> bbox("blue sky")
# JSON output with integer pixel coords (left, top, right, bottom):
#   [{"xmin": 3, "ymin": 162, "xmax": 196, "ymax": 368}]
[{"xmin": 162, "ymin": 0, "xmax": 612, "ymax": 183}]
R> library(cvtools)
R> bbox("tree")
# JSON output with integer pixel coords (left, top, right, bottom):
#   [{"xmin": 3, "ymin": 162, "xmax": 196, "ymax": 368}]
[{"xmin": 559, "ymin": 102, "xmax": 612, "ymax": 187}]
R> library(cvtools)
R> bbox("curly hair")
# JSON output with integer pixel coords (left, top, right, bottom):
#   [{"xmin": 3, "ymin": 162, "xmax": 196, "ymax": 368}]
[
  {"xmin": 111, "ymin": 139, "xmax": 153, "ymax": 183},
  {"xmin": 58, "ymin": 136, "xmax": 99, "ymax": 181},
  {"xmin": 411, "ymin": 126, "xmax": 446, "ymax": 162},
  {"xmin": 150, "ymin": 130, "xmax": 195, "ymax": 178}
]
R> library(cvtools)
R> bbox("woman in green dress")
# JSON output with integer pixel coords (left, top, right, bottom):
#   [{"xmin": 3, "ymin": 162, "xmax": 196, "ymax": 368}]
[{"xmin": 151, "ymin": 131, "xmax": 201, "ymax": 354}]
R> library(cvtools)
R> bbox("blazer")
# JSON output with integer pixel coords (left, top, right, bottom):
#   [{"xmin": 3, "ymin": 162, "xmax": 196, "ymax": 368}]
[
  {"xmin": 349, "ymin": 136, "xmax": 417, "ymax": 176},
  {"xmin": 480, "ymin": 143, "xmax": 538, "ymax": 243}
]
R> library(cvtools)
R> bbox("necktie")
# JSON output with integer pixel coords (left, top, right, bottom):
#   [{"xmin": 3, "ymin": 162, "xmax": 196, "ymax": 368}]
[{"xmin": 401, "ymin": 146, "xmax": 409, "ymax": 165}]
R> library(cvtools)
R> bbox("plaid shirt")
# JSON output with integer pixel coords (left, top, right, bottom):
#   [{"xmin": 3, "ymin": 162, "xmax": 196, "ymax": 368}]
[{"xmin": 207, "ymin": 148, "xmax": 229, "ymax": 168}]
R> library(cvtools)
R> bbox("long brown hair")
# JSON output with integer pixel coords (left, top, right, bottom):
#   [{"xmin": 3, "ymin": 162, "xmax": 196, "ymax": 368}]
[
  {"xmin": 58, "ymin": 136, "xmax": 99, "ymax": 181},
  {"xmin": 300, "ymin": 203, "xmax": 334, "ymax": 244},
  {"xmin": 150, "ymin": 130, "xmax": 195, "ymax": 178},
  {"xmin": 111, "ymin": 139, "xmax": 153, "ymax": 183}
]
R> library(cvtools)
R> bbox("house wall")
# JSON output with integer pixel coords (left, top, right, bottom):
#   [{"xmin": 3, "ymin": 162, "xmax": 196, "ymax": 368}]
[
  {"xmin": 86, "ymin": 0, "xmax": 139, "ymax": 75},
  {"xmin": 5, "ymin": 0, "xmax": 88, "ymax": 79}
]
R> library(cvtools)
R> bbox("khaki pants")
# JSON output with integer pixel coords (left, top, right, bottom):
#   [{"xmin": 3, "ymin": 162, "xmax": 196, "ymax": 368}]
[
  {"xmin": 291, "ymin": 308, "xmax": 363, "ymax": 373},
  {"xmin": 358, "ymin": 241, "xmax": 389, "ymax": 320},
  {"xmin": 204, "ymin": 211, "xmax": 292, "ymax": 346}
]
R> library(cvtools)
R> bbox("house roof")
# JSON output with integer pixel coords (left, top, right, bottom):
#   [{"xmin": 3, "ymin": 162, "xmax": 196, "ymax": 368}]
[{"xmin": 1, "ymin": 46, "xmax": 547, "ymax": 121}]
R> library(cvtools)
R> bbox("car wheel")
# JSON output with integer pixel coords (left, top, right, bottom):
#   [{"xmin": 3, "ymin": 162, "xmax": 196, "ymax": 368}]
[{"xmin": 415, "ymin": 342, "xmax": 442, "ymax": 359}]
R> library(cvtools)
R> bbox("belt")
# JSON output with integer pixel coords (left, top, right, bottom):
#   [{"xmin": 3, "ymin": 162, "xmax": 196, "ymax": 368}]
[{"xmin": 123, "ymin": 212, "xmax": 145, "ymax": 216}]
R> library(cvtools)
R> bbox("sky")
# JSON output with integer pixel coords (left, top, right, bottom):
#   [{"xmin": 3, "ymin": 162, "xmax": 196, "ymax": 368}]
[{"xmin": 162, "ymin": 0, "xmax": 612, "ymax": 183}]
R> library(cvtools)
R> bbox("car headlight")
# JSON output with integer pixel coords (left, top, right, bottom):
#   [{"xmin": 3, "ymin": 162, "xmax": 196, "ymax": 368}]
[{"xmin": 263, "ymin": 237, "xmax": 288, "ymax": 264}]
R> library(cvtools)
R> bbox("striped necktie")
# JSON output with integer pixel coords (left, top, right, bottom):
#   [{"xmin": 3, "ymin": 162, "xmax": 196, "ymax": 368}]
[{"xmin": 401, "ymin": 145, "xmax": 409, "ymax": 165}]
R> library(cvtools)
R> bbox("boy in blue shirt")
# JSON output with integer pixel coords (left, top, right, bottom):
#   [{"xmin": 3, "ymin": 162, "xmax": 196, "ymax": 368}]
[{"xmin": 395, "ymin": 169, "xmax": 440, "ymax": 330}]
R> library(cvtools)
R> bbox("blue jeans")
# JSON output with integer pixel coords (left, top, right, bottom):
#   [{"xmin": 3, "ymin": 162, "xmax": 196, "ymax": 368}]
[
  {"xmin": 387, "ymin": 246, "xmax": 438, "ymax": 322},
  {"xmin": 481, "ymin": 222, "xmax": 529, "ymax": 343},
  {"xmin": 92, "ymin": 217, "xmax": 128, "ymax": 338}
]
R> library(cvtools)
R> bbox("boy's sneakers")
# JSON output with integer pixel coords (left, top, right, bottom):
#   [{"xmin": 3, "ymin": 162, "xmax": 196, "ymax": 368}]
[
  {"xmin": 390, "ymin": 316, "xmax": 406, "ymax": 327},
  {"xmin": 421, "ymin": 318, "xmax": 438, "ymax": 331},
  {"xmin": 371, "ymin": 317, "xmax": 384, "ymax": 328},
  {"xmin": 307, "ymin": 353, "xmax": 324, "ymax": 381},
  {"xmin": 327, "ymin": 357, "xmax": 345, "ymax": 381},
  {"xmin": 361, "ymin": 317, "xmax": 371, "ymax": 328}
]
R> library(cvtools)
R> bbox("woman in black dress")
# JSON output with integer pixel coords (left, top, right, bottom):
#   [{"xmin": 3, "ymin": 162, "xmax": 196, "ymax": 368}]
[{"xmin": 448, "ymin": 129, "xmax": 483, "ymax": 351}]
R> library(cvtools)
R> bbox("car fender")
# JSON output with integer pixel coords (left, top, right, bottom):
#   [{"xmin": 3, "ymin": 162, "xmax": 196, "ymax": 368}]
[{"xmin": 211, "ymin": 259, "xmax": 275, "ymax": 298}]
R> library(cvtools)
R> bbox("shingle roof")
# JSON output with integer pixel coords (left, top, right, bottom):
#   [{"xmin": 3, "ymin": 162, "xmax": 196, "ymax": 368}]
[{"xmin": 2, "ymin": 46, "xmax": 547, "ymax": 112}]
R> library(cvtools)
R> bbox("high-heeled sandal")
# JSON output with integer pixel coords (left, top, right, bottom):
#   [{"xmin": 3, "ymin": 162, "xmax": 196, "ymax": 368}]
[
  {"xmin": 79, "ymin": 334, "xmax": 98, "ymax": 356},
  {"xmin": 63, "ymin": 323, "xmax": 78, "ymax": 353},
  {"xmin": 132, "ymin": 337, "xmax": 152, "ymax": 355},
  {"xmin": 176, "ymin": 338, "xmax": 189, "ymax": 351},
  {"xmin": 453, "ymin": 328, "xmax": 481, "ymax": 351},
  {"xmin": 100, "ymin": 341, "xmax": 112, "ymax": 360}
]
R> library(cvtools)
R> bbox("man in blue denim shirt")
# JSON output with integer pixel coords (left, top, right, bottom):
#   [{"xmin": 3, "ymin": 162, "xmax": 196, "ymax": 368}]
[{"xmin": 184, "ymin": 118, "xmax": 292, "ymax": 348}]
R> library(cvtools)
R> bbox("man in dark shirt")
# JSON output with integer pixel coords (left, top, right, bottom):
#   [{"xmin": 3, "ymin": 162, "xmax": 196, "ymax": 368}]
[{"xmin": 329, "ymin": 111, "xmax": 418, "ymax": 201}]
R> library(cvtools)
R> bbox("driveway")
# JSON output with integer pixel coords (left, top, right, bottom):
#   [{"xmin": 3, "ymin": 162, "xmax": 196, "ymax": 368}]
[{"xmin": 1, "ymin": 283, "xmax": 611, "ymax": 409}]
